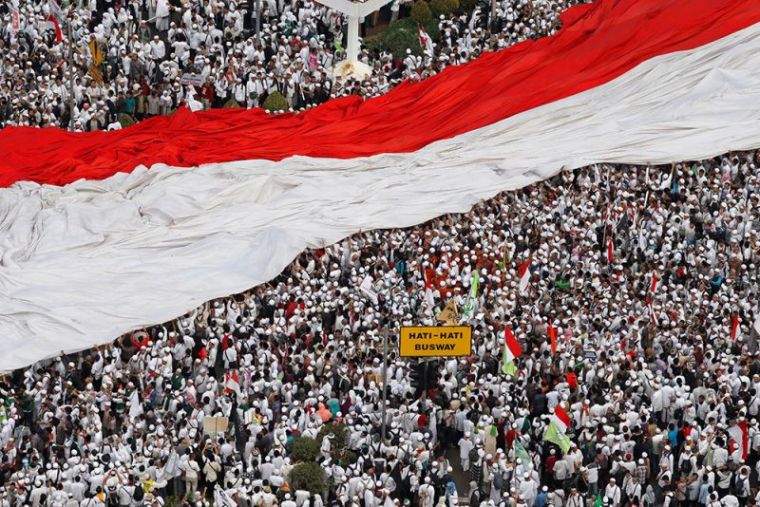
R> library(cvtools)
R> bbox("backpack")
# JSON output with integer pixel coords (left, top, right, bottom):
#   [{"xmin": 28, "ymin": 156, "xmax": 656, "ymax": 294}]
[
  {"xmin": 493, "ymin": 471, "xmax": 504, "ymax": 491},
  {"xmin": 732, "ymin": 475, "xmax": 746, "ymax": 497},
  {"xmin": 133, "ymin": 484, "xmax": 145, "ymax": 502}
]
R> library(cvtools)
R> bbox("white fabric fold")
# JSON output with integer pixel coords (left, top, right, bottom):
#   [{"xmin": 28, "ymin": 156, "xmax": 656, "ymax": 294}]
[{"xmin": 2, "ymin": 22, "xmax": 760, "ymax": 371}]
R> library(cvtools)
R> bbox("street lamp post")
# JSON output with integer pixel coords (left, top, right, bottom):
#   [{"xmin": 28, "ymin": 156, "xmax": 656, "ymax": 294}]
[{"xmin": 314, "ymin": 0, "xmax": 394, "ymax": 78}]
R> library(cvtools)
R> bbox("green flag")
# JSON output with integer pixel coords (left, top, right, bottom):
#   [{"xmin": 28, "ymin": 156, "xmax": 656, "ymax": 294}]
[
  {"xmin": 460, "ymin": 271, "xmax": 480, "ymax": 322},
  {"xmin": 502, "ymin": 346, "xmax": 516, "ymax": 376},
  {"xmin": 594, "ymin": 495, "xmax": 603, "ymax": 507},
  {"xmin": 543, "ymin": 421, "xmax": 571, "ymax": 454},
  {"xmin": 514, "ymin": 440, "xmax": 530, "ymax": 468}
]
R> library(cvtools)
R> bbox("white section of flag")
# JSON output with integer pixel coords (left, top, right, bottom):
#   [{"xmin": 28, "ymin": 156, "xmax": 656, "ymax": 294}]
[
  {"xmin": 552, "ymin": 405, "xmax": 571, "ymax": 433},
  {"xmin": 3, "ymin": 22, "xmax": 760, "ymax": 371}
]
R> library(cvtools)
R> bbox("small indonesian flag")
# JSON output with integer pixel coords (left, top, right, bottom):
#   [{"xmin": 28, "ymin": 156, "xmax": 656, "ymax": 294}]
[
  {"xmin": 47, "ymin": 15, "xmax": 63, "ymax": 43},
  {"xmin": 518, "ymin": 258, "xmax": 532, "ymax": 295},
  {"xmin": 607, "ymin": 237, "xmax": 614, "ymax": 263},
  {"xmin": 418, "ymin": 25, "xmax": 434, "ymax": 56},
  {"xmin": 552, "ymin": 405, "xmax": 571, "ymax": 433},
  {"xmin": 728, "ymin": 420, "xmax": 749, "ymax": 462},
  {"xmin": 731, "ymin": 313, "xmax": 741, "ymax": 340},
  {"xmin": 548, "ymin": 323, "xmax": 557, "ymax": 355},
  {"xmin": 648, "ymin": 300, "xmax": 657, "ymax": 325},
  {"xmin": 224, "ymin": 370, "xmax": 241, "ymax": 396},
  {"xmin": 505, "ymin": 327, "xmax": 523, "ymax": 362}
]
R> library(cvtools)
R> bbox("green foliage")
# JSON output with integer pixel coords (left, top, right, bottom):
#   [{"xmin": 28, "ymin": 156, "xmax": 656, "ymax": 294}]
[
  {"xmin": 410, "ymin": 0, "xmax": 432, "ymax": 24},
  {"xmin": 429, "ymin": 0, "xmax": 448, "ymax": 18},
  {"xmin": 317, "ymin": 423, "xmax": 348, "ymax": 452},
  {"xmin": 118, "ymin": 113, "xmax": 135, "ymax": 128},
  {"xmin": 291, "ymin": 437, "xmax": 321, "ymax": 463},
  {"xmin": 289, "ymin": 462, "xmax": 327, "ymax": 495},
  {"xmin": 223, "ymin": 98, "xmax": 240, "ymax": 108},
  {"xmin": 262, "ymin": 91, "xmax": 289, "ymax": 113},
  {"xmin": 458, "ymin": 0, "xmax": 475, "ymax": 13},
  {"xmin": 365, "ymin": 13, "xmax": 439, "ymax": 58},
  {"xmin": 337, "ymin": 449, "xmax": 358, "ymax": 466}
]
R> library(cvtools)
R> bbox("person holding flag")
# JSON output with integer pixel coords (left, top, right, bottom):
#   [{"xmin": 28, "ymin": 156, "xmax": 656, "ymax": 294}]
[
  {"xmin": 503, "ymin": 325, "xmax": 522, "ymax": 376},
  {"xmin": 544, "ymin": 404, "xmax": 573, "ymax": 454}
]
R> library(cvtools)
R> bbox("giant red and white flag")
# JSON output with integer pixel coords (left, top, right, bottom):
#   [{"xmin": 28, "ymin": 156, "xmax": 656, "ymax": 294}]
[{"xmin": 2, "ymin": 0, "xmax": 760, "ymax": 371}]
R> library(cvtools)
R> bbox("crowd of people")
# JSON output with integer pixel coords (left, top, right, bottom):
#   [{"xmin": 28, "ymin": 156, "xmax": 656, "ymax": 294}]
[
  {"xmin": 0, "ymin": 0, "xmax": 582, "ymax": 129},
  {"xmin": 0, "ymin": 150, "xmax": 759, "ymax": 507}
]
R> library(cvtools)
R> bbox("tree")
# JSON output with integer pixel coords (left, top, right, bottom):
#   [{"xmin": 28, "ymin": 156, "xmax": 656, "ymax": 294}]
[
  {"xmin": 317, "ymin": 424, "xmax": 348, "ymax": 452},
  {"xmin": 290, "ymin": 437, "xmax": 321, "ymax": 463},
  {"xmin": 411, "ymin": 0, "xmax": 433, "ymax": 25},
  {"xmin": 289, "ymin": 462, "xmax": 327, "ymax": 495},
  {"xmin": 262, "ymin": 91, "xmax": 289, "ymax": 113}
]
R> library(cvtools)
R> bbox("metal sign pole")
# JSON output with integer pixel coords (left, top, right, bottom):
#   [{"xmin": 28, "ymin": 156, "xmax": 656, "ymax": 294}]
[{"xmin": 381, "ymin": 326, "xmax": 388, "ymax": 441}]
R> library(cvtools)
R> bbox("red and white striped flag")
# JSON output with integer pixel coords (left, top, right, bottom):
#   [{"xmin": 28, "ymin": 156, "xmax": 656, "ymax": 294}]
[
  {"xmin": 418, "ymin": 25, "xmax": 434, "ymax": 56},
  {"xmin": 505, "ymin": 327, "xmax": 523, "ymax": 362},
  {"xmin": 518, "ymin": 258, "xmax": 532, "ymax": 295},
  {"xmin": 649, "ymin": 273, "xmax": 659, "ymax": 298},
  {"xmin": 552, "ymin": 405, "xmax": 572, "ymax": 433},
  {"xmin": 731, "ymin": 313, "xmax": 741, "ymax": 340},
  {"xmin": 4, "ymin": 0, "xmax": 760, "ymax": 371},
  {"xmin": 224, "ymin": 370, "xmax": 241, "ymax": 397}
]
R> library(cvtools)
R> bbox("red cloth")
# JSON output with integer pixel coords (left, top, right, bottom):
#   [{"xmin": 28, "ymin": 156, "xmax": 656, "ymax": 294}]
[{"xmin": 1, "ymin": 0, "xmax": 759, "ymax": 187}]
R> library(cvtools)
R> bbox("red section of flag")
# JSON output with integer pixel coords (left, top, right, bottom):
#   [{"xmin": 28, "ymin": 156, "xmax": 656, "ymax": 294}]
[
  {"xmin": 505, "ymin": 327, "xmax": 523, "ymax": 358},
  {"xmin": 517, "ymin": 258, "xmax": 531, "ymax": 278},
  {"xmin": 567, "ymin": 372, "xmax": 578, "ymax": 390},
  {"xmin": 731, "ymin": 313, "xmax": 740, "ymax": 340},
  {"xmin": 1, "ymin": 0, "xmax": 759, "ymax": 187},
  {"xmin": 649, "ymin": 273, "xmax": 658, "ymax": 295},
  {"xmin": 48, "ymin": 15, "xmax": 63, "ymax": 43},
  {"xmin": 607, "ymin": 238, "xmax": 614, "ymax": 263},
  {"xmin": 554, "ymin": 405, "xmax": 571, "ymax": 427}
]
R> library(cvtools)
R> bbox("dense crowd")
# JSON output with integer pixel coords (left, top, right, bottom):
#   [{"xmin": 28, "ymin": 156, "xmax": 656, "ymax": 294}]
[
  {"xmin": 0, "ymin": 150, "xmax": 759, "ymax": 507},
  {"xmin": 0, "ymin": 0, "xmax": 582, "ymax": 129}
]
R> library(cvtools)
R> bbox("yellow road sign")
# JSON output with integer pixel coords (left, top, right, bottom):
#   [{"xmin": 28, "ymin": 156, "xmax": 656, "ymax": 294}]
[{"xmin": 399, "ymin": 326, "xmax": 472, "ymax": 357}]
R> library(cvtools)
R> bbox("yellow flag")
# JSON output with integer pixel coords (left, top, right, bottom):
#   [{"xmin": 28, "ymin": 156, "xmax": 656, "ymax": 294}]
[
  {"xmin": 436, "ymin": 299, "xmax": 458, "ymax": 326},
  {"xmin": 88, "ymin": 38, "xmax": 104, "ymax": 66},
  {"xmin": 88, "ymin": 64, "xmax": 103, "ymax": 85}
]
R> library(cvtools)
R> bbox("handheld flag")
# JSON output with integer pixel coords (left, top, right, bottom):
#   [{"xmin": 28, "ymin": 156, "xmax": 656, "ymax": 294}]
[
  {"xmin": 607, "ymin": 237, "xmax": 614, "ymax": 263},
  {"xmin": 503, "ymin": 327, "xmax": 522, "ymax": 376},
  {"xmin": 518, "ymin": 258, "xmax": 531, "ymax": 295},
  {"xmin": 418, "ymin": 25, "xmax": 434, "ymax": 57},
  {"xmin": 460, "ymin": 271, "xmax": 480, "ymax": 322},
  {"xmin": 437, "ymin": 299, "xmax": 458, "ymax": 326},
  {"xmin": 224, "ymin": 370, "xmax": 241, "ymax": 398},
  {"xmin": 514, "ymin": 440, "xmax": 531, "ymax": 468},
  {"xmin": 47, "ymin": 15, "xmax": 64, "ymax": 43},
  {"xmin": 548, "ymin": 323, "xmax": 557, "ymax": 355},
  {"xmin": 567, "ymin": 372, "xmax": 578, "ymax": 390},
  {"xmin": 649, "ymin": 273, "xmax": 658, "ymax": 298},
  {"xmin": 731, "ymin": 313, "xmax": 741, "ymax": 340},
  {"xmin": 544, "ymin": 405, "xmax": 572, "ymax": 453}
]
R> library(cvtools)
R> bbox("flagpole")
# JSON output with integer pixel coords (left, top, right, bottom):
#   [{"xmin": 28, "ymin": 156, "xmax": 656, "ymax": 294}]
[
  {"xmin": 381, "ymin": 322, "xmax": 388, "ymax": 442},
  {"xmin": 255, "ymin": 0, "xmax": 261, "ymax": 41},
  {"xmin": 67, "ymin": 18, "xmax": 76, "ymax": 130}
]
